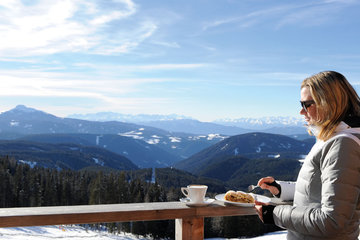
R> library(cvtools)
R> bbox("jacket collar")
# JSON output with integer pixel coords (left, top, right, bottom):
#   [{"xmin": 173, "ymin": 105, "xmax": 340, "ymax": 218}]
[{"xmin": 308, "ymin": 121, "xmax": 359, "ymax": 139}]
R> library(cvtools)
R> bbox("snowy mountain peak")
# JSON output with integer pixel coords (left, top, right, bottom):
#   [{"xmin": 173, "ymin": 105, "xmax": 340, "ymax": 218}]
[
  {"xmin": 11, "ymin": 105, "xmax": 38, "ymax": 113},
  {"xmin": 68, "ymin": 112, "xmax": 193, "ymax": 122},
  {"xmin": 214, "ymin": 116, "xmax": 306, "ymax": 129}
]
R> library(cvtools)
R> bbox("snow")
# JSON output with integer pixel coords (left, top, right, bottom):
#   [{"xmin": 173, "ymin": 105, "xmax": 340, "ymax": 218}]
[
  {"xmin": 93, "ymin": 157, "xmax": 104, "ymax": 166},
  {"xmin": 0, "ymin": 225, "xmax": 149, "ymax": 239},
  {"xmin": 256, "ymin": 142, "xmax": 266, "ymax": 153},
  {"xmin": 118, "ymin": 131, "xmax": 144, "ymax": 140},
  {"xmin": 169, "ymin": 136, "xmax": 181, "ymax": 142},
  {"xmin": 150, "ymin": 135, "xmax": 161, "ymax": 138},
  {"xmin": 10, "ymin": 120, "xmax": 19, "ymax": 126},
  {"xmin": 234, "ymin": 148, "xmax": 239, "ymax": 155},
  {"xmin": 146, "ymin": 139, "xmax": 160, "ymax": 144},
  {"xmin": 207, "ymin": 133, "xmax": 226, "ymax": 140},
  {"xmin": 18, "ymin": 160, "xmax": 37, "ymax": 168},
  {"xmin": 279, "ymin": 143, "xmax": 291, "ymax": 149},
  {"xmin": 214, "ymin": 116, "xmax": 305, "ymax": 128},
  {"xmin": 0, "ymin": 225, "xmax": 287, "ymax": 240},
  {"xmin": 96, "ymin": 135, "xmax": 102, "ymax": 145},
  {"xmin": 221, "ymin": 143, "xmax": 228, "ymax": 150}
]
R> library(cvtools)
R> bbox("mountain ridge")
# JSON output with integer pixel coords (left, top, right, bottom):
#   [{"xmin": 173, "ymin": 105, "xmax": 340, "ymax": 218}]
[
  {"xmin": 174, "ymin": 132, "xmax": 313, "ymax": 177},
  {"xmin": 67, "ymin": 110, "xmax": 307, "ymax": 135},
  {"xmin": 0, "ymin": 140, "xmax": 138, "ymax": 171}
]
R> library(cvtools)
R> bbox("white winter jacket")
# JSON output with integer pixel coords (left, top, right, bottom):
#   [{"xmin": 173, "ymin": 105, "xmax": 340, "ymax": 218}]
[{"xmin": 273, "ymin": 122, "xmax": 360, "ymax": 240}]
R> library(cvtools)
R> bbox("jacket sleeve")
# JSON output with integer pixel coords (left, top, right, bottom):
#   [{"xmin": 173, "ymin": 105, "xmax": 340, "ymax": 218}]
[
  {"xmin": 272, "ymin": 137, "xmax": 360, "ymax": 237},
  {"xmin": 277, "ymin": 180, "xmax": 295, "ymax": 201}
]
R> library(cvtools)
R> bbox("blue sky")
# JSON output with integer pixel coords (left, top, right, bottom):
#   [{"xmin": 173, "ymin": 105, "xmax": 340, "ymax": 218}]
[{"xmin": 0, "ymin": 0, "xmax": 360, "ymax": 121}]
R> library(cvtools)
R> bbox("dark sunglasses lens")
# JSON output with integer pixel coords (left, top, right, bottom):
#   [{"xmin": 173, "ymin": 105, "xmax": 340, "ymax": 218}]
[{"xmin": 300, "ymin": 101, "xmax": 314, "ymax": 111}]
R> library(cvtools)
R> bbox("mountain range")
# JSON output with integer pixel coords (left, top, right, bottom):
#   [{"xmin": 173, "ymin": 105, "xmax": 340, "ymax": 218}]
[
  {"xmin": 68, "ymin": 112, "xmax": 308, "ymax": 135},
  {"xmin": 0, "ymin": 105, "xmax": 225, "ymax": 168}
]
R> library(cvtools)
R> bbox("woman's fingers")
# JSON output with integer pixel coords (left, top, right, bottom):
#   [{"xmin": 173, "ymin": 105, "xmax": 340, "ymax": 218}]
[
  {"xmin": 257, "ymin": 176, "xmax": 275, "ymax": 187},
  {"xmin": 255, "ymin": 205, "xmax": 264, "ymax": 222},
  {"xmin": 257, "ymin": 176, "xmax": 279, "ymax": 195}
]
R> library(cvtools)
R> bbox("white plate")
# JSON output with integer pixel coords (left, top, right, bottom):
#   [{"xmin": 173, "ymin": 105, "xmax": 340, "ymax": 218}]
[
  {"xmin": 215, "ymin": 192, "xmax": 271, "ymax": 207},
  {"xmin": 179, "ymin": 197, "xmax": 215, "ymax": 207}
]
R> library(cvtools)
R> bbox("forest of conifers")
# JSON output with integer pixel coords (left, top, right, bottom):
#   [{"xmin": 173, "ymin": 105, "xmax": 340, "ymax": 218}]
[{"xmin": 0, "ymin": 156, "xmax": 280, "ymax": 239}]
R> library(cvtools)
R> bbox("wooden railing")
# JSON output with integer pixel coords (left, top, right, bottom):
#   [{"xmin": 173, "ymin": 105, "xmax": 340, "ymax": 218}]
[{"xmin": 0, "ymin": 201, "xmax": 257, "ymax": 240}]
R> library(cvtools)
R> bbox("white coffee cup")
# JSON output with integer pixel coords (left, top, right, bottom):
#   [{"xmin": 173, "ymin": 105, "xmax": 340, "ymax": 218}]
[{"xmin": 181, "ymin": 184, "xmax": 208, "ymax": 203}]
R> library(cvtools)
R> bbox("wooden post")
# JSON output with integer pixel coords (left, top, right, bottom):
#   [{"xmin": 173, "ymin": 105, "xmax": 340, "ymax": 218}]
[{"xmin": 175, "ymin": 217, "xmax": 204, "ymax": 240}]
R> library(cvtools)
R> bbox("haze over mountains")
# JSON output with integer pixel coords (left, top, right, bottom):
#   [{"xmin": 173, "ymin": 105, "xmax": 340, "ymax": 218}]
[{"xmin": 69, "ymin": 111, "xmax": 307, "ymax": 135}]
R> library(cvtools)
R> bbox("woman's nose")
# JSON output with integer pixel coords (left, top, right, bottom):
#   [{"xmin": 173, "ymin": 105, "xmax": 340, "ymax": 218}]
[{"xmin": 300, "ymin": 108, "xmax": 306, "ymax": 115}]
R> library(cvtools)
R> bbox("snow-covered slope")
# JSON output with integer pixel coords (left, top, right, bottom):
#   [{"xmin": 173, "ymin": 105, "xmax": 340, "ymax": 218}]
[
  {"xmin": 0, "ymin": 225, "xmax": 287, "ymax": 239},
  {"xmin": 0, "ymin": 225, "xmax": 148, "ymax": 240}
]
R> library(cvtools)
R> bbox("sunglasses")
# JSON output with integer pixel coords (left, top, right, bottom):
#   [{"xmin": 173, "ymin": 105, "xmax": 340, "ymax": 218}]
[{"xmin": 300, "ymin": 100, "xmax": 315, "ymax": 112}]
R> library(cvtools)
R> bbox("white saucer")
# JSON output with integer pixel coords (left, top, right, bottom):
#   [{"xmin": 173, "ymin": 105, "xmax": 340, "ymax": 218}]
[{"xmin": 179, "ymin": 197, "xmax": 215, "ymax": 207}]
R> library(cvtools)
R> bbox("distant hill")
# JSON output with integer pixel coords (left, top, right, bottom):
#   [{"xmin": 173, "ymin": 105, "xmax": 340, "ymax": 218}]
[
  {"xmin": 18, "ymin": 133, "xmax": 182, "ymax": 168},
  {"xmin": 139, "ymin": 119, "xmax": 308, "ymax": 136},
  {"xmin": 174, "ymin": 132, "xmax": 313, "ymax": 180},
  {"xmin": 194, "ymin": 155, "xmax": 302, "ymax": 190},
  {"xmin": 0, "ymin": 105, "xmax": 163, "ymax": 135},
  {"xmin": 136, "ymin": 119, "xmax": 252, "ymax": 135},
  {"xmin": 0, "ymin": 140, "xmax": 138, "ymax": 171}
]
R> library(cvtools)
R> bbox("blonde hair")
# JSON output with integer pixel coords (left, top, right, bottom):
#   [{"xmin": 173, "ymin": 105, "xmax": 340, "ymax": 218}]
[{"xmin": 301, "ymin": 71, "xmax": 360, "ymax": 141}]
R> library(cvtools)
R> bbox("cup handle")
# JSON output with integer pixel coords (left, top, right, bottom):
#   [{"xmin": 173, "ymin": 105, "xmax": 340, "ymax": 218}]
[{"xmin": 181, "ymin": 187, "xmax": 189, "ymax": 197}]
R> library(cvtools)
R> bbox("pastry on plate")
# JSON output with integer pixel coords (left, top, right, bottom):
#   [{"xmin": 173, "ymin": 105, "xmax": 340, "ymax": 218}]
[{"xmin": 224, "ymin": 190, "xmax": 255, "ymax": 203}]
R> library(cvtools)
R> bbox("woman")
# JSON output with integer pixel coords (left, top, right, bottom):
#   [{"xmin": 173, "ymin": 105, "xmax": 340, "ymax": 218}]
[{"xmin": 256, "ymin": 71, "xmax": 360, "ymax": 240}]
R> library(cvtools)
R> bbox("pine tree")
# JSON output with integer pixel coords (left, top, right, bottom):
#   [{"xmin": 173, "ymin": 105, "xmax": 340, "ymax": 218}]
[
  {"xmin": 89, "ymin": 171, "xmax": 105, "ymax": 204},
  {"xmin": 116, "ymin": 171, "xmax": 129, "ymax": 203}
]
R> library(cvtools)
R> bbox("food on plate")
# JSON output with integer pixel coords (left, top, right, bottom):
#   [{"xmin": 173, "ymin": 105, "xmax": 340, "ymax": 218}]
[{"xmin": 224, "ymin": 190, "xmax": 255, "ymax": 203}]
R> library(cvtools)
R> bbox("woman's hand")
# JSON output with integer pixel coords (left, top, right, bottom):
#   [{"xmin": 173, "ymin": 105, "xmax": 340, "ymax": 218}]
[
  {"xmin": 255, "ymin": 201, "xmax": 266, "ymax": 222},
  {"xmin": 255, "ymin": 200, "xmax": 275, "ymax": 224},
  {"xmin": 257, "ymin": 176, "xmax": 280, "ymax": 196},
  {"xmin": 255, "ymin": 205, "xmax": 263, "ymax": 222}
]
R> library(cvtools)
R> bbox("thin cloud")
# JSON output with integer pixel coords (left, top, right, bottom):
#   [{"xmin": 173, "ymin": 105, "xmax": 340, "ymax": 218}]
[
  {"xmin": 203, "ymin": 0, "xmax": 359, "ymax": 30},
  {"xmin": 72, "ymin": 62, "xmax": 207, "ymax": 71},
  {"xmin": 151, "ymin": 41, "xmax": 180, "ymax": 48},
  {"xmin": 0, "ymin": 57, "xmax": 37, "ymax": 63},
  {"xmin": 204, "ymin": 72, "xmax": 308, "ymax": 87},
  {"xmin": 134, "ymin": 63, "xmax": 206, "ymax": 71},
  {"xmin": 0, "ymin": 67, "xmax": 181, "ymax": 99},
  {"xmin": 0, "ymin": 0, "xmax": 156, "ymax": 56}
]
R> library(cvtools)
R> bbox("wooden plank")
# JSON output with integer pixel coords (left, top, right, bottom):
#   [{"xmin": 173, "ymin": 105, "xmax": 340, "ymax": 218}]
[
  {"xmin": 196, "ymin": 201, "xmax": 257, "ymax": 217},
  {"xmin": 0, "ymin": 201, "xmax": 257, "ymax": 228}
]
